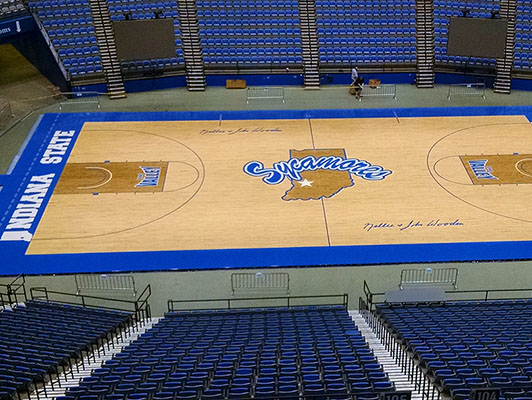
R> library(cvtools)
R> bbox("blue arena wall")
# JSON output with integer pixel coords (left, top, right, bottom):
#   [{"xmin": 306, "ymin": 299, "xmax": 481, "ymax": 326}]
[{"xmin": 72, "ymin": 72, "xmax": 532, "ymax": 93}]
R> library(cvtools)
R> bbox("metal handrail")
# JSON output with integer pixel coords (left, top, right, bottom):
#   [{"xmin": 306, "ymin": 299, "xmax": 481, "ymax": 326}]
[
  {"xmin": 399, "ymin": 267, "xmax": 458, "ymax": 289},
  {"xmin": 246, "ymin": 86, "xmax": 285, "ymax": 104},
  {"xmin": 450, "ymin": 288, "xmax": 532, "ymax": 301},
  {"xmin": 362, "ymin": 280, "xmax": 532, "ymax": 310},
  {"xmin": 0, "ymin": 102, "xmax": 15, "ymax": 133},
  {"xmin": 363, "ymin": 280, "xmax": 384, "ymax": 311},
  {"xmin": 156, "ymin": 390, "xmax": 412, "ymax": 400},
  {"xmin": 231, "ymin": 272, "xmax": 290, "ymax": 296},
  {"xmin": 168, "ymin": 294, "xmax": 349, "ymax": 312},
  {"xmin": 0, "ymin": 273, "xmax": 27, "ymax": 304},
  {"xmin": 135, "ymin": 284, "xmax": 152, "ymax": 320},
  {"xmin": 75, "ymin": 274, "xmax": 137, "ymax": 297},
  {"xmin": 447, "ymin": 82, "xmax": 486, "ymax": 100},
  {"xmin": 29, "ymin": 284, "xmax": 152, "ymax": 323}
]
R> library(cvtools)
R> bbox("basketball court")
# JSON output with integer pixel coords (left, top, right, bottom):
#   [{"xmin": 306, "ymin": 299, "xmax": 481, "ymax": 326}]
[{"xmin": 2, "ymin": 107, "xmax": 532, "ymax": 274}]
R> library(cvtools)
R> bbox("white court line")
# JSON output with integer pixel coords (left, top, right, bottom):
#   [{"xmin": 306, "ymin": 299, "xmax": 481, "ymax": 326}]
[
  {"xmin": 515, "ymin": 158, "xmax": 532, "ymax": 178},
  {"xmin": 77, "ymin": 166, "xmax": 113, "ymax": 189}
]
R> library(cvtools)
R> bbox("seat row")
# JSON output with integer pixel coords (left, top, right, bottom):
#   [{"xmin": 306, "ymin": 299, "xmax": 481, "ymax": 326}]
[
  {"xmin": 435, "ymin": 0, "xmax": 499, "ymax": 6},
  {"xmin": 36, "ymin": 7, "xmax": 90, "ymax": 17},
  {"xmin": 197, "ymin": 0, "xmax": 298, "ymax": 6},
  {"xmin": 0, "ymin": 0, "xmax": 25, "ymax": 17},
  {"xmin": 198, "ymin": 17, "xmax": 299, "ymax": 26},
  {"xmin": 514, "ymin": 60, "xmax": 532, "ymax": 70},
  {"xmin": 57, "ymin": 46, "xmax": 99, "ymax": 57},
  {"xmin": 318, "ymin": 20, "xmax": 416, "ymax": 28},
  {"xmin": 320, "ymin": 54, "xmax": 416, "ymax": 63},
  {"xmin": 200, "ymin": 28, "xmax": 301, "ymax": 36},
  {"xmin": 109, "ymin": 12, "xmax": 176, "ymax": 20},
  {"xmin": 320, "ymin": 46, "xmax": 415, "ymax": 53},
  {"xmin": 45, "ymin": 27, "xmax": 95, "ymax": 37},
  {"xmin": 29, "ymin": 0, "xmax": 87, "ymax": 7},
  {"xmin": 61, "ymin": 380, "xmax": 396, "ymax": 400},
  {"xmin": 109, "ymin": 4, "xmax": 177, "ymax": 13},
  {"xmin": 320, "ymin": 40, "xmax": 415, "ymax": 50},
  {"xmin": 41, "ymin": 16, "xmax": 92, "ymax": 27},
  {"xmin": 109, "ymin": 1, "xmax": 176, "ymax": 10},
  {"xmin": 121, "ymin": 58, "xmax": 184, "ymax": 71},
  {"xmin": 317, "ymin": 8, "xmax": 414, "ymax": 16},
  {"xmin": 69, "ymin": 65, "xmax": 103, "ymax": 76},
  {"xmin": 63, "ymin": 56, "xmax": 101, "ymax": 66},
  {"xmin": 318, "ymin": 0, "xmax": 414, "ymax": 5},
  {"xmin": 204, "ymin": 47, "xmax": 301, "ymax": 54},
  {"xmin": 201, "ymin": 38, "xmax": 302, "ymax": 47},
  {"xmin": 198, "ymin": 9, "xmax": 299, "ymax": 17},
  {"xmin": 204, "ymin": 56, "xmax": 302, "ymax": 65},
  {"xmin": 53, "ymin": 37, "xmax": 99, "ymax": 47}
]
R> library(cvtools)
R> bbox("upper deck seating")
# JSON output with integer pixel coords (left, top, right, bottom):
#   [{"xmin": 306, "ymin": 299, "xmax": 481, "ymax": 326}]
[{"xmin": 0, "ymin": 0, "xmax": 27, "ymax": 19}]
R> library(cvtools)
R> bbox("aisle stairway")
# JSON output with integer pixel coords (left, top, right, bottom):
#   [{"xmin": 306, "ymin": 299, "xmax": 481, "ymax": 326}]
[
  {"xmin": 351, "ymin": 311, "xmax": 425, "ymax": 400},
  {"xmin": 415, "ymin": 0, "xmax": 435, "ymax": 88},
  {"xmin": 494, "ymin": 0, "xmax": 517, "ymax": 93},
  {"xmin": 177, "ymin": 0, "xmax": 206, "ymax": 91},
  {"xmin": 298, "ymin": 0, "xmax": 320, "ymax": 88},
  {"xmin": 88, "ymin": 0, "xmax": 126, "ymax": 98}
]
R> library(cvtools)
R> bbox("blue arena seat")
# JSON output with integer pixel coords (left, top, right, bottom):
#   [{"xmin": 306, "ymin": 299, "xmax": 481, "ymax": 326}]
[
  {"xmin": 0, "ymin": 301, "xmax": 133, "ymax": 400},
  {"xmin": 376, "ymin": 299, "xmax": 532, "ymax": 400},
  {"xmin": 58, "ymin": 305, "xmax": 392, "ymax": 400}
]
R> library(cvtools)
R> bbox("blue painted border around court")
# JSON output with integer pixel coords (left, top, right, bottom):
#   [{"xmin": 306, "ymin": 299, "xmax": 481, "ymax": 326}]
[{"xmin": 1, "ymin": 106, "xmax": 532, "ymax": 276}]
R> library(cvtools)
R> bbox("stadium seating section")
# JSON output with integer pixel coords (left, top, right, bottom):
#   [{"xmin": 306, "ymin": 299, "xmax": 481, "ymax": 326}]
[
  {"xmin": 434, "ymin": 0, "xmax": 499, "ymax": 68},
  {"xmin": 376, "ymin": 299, "xmax": 532, "ymax": 400},
  {"xmin": 316, "ymin": 0, "xmax": 416, "ymax": 66},
  {"xmin": 28, "ymin": 0, "xmax": 103, "ymax": 78},
  {"xmin": 515, "ymin": 0, "xmax": 532, "ymax": 71},
  {"xmin": 197, "ymin": 0, "xmax": 303, "ymax": 67},
  {"xmin": 22, "ymin": 0, "xmax": 532, "ymax": 80},
  {"xmin": 0, "ymin": 301, "xmax": 133, "ymax": 400},
  {"xmin": 107, "ymin": 0, "xmax": 185, "ymax": 73},
  {"xmin": 0, "ymin": 0, "xmax": 26, "ymax": 18},
  {"xmin": 58, "ymin": 305, "xmax": 396, "ymax": 400},
  {"xmin": 27, "ymin": 0, "xmax": 184, "ymax": 78}
]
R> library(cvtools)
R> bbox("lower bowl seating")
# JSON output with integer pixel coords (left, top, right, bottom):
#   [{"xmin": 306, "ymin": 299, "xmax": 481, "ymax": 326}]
[{"xmin": 61, "ymin": 305, "xmax": 395, "ymax": 399}]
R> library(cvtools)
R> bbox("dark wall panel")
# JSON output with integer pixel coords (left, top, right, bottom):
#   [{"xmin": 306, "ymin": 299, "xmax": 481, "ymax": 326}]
[
  {"xmin": 113, "ymin": 19, "xmax": 176, "ymax": 61},
  {"xmin": 447, "ymin": 17, "xmax": 507, "ymax": 59}
]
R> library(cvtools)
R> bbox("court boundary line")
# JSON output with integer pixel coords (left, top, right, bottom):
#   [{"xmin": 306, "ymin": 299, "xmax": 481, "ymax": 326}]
[
  {"xmin": 4, "ymin": 240, "xmax": 532, "ymax": 275},
  {"xmin": 3, "ymin": 109, "xmax": 532, "ymax": 274}
]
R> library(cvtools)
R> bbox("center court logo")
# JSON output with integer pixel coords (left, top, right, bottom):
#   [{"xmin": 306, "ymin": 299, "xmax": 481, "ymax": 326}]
[{"xmin": 244, "ymin": 148, "xmax": 392, "ymax": 201}]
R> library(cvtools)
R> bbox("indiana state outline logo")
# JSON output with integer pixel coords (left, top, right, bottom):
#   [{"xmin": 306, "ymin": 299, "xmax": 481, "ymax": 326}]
[{"xmin": 243, "ymin": 148, "xmax": 392, "ymax": 201}]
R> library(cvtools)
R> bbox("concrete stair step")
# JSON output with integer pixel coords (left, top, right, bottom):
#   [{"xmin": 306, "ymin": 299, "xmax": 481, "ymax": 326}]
[
  {"xmin": 350, "ymin": 311, "xmax": 427, "ymax": 400},
  {"xmin": 108, "ymin": 92, "xmax": 127, "ymax": 99}
]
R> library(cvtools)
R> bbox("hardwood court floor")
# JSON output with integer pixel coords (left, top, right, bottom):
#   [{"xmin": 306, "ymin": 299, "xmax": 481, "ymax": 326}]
[{"xmin": 27, "ymin": 115, "xmax": 532, "ymax": 255}]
